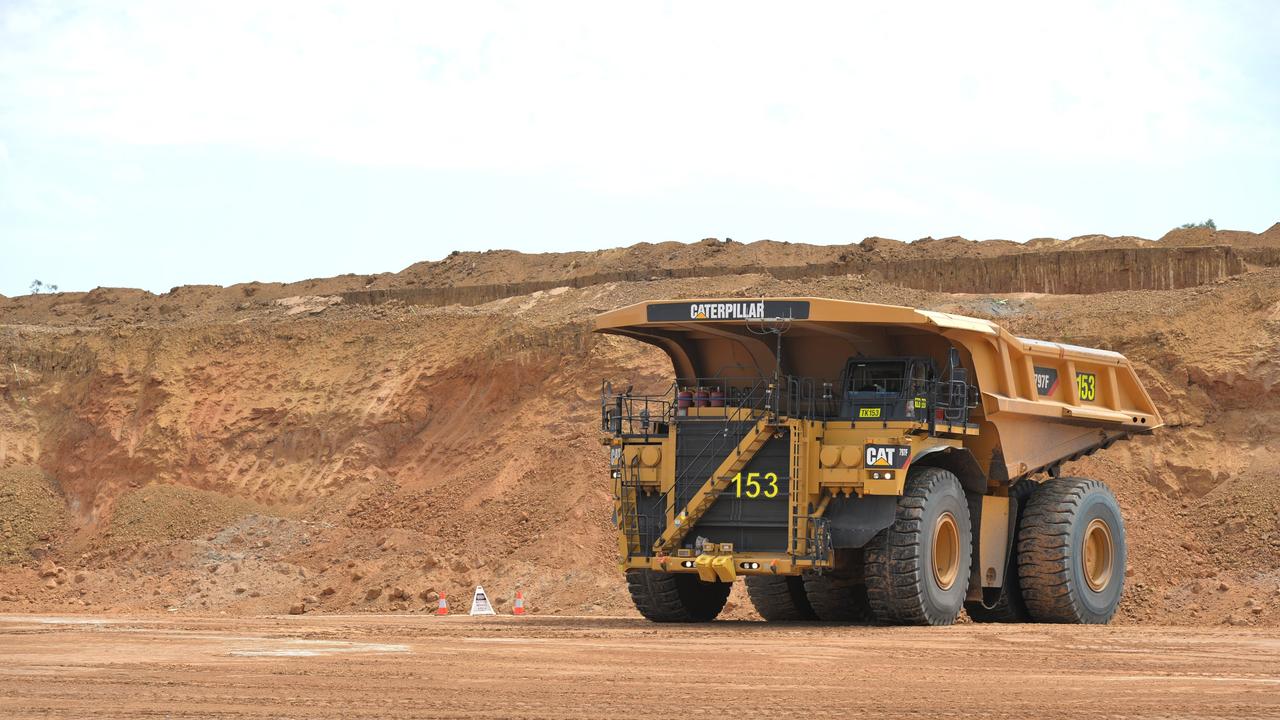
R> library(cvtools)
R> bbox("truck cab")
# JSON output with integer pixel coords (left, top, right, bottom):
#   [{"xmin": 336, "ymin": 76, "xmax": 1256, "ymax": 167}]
[{"xmin": 840, "ymin": 356, "xmax": 935, "ymax": 420}]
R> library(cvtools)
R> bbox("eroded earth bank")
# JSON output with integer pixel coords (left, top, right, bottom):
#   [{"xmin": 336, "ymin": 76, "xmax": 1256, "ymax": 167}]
[{"xmin": 2, "ymin": 224, "xmax": 1279, "ymax": 626}]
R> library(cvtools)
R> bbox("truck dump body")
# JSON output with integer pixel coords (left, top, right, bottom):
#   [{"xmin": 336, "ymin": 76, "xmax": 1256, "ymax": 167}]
[{"xmin": 597, "ymin": 298, "xmax": 1161, "ymax": 482}]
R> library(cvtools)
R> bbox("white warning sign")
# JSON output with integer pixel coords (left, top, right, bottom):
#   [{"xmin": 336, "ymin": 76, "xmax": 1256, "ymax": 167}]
[{"xmin": 469, "ymin": 585, "xmax": 497, "ymax": 616}]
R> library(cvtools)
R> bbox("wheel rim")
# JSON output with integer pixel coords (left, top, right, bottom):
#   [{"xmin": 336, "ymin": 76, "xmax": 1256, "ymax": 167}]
[
  {"xmin": 932, "ymin": 511, "xmax": 960, "ymax": 591},
  {"xmin": 1082, "ymin": 518, "xmax": 1114, "ymax": 592}
]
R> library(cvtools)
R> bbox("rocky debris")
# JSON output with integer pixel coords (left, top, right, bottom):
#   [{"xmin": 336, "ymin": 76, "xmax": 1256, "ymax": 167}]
[
  {"xmin": 0, "ymin": 467, "xmax": 67, "ymax": 564},
  {"xmin": 364, "ymin": 587, "xmax": 382, "ymax": 601},
  {"xmin": 288, "ymin": 601, "xmax": 306, "ymax": 615},
  {"xmin": 274, "ymin": 295, "xmax": 342, "ymax": 316},
  {"xmin": 107, "ymin": 485, "xmax": 265, "ymax": 551}
]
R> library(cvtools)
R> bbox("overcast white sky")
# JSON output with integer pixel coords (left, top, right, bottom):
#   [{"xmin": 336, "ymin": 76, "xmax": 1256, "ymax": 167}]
[{"xmin": 1, "ymin": 1, "xmax": 1277, "ymax": 296}]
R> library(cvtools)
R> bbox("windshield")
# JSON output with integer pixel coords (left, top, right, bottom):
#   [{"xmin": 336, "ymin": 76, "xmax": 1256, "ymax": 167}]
[{"xmin": 846, "ymin": 361, "xmax": 906, "ymax": 394}]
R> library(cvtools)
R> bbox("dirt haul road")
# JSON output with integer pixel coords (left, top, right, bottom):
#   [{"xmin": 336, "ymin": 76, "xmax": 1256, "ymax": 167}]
[{"xmin": 2, "ymin": 615, "xmax": 1278, "ymax": 719}]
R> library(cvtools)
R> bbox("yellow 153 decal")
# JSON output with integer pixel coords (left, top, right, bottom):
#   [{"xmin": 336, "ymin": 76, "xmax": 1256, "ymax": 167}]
[
  {"xmin": 1075, "ymin": 372, "xmax": 1097, "ymax": 401},
  {"xmin": 731, "ymin": 471, "xmax": 779, "ymax": 499}
]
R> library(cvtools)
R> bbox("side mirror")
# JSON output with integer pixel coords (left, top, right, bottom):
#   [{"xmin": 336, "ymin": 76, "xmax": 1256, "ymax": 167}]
[{"xmin": 948, "ymin": 347, "xmax": 968, "ymax": 384}]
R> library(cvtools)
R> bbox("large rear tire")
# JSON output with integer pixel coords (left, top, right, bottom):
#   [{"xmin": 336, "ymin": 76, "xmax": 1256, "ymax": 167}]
[
  {"xmin": 626, "ymin": 569, "xmax": 731, "ymax": 622},
  {"xmin": 965, "ymin": 479, "xmax": 1036, "ymax": 623},
  {"xmin": 801, "ymin": 549, "xmax": 872, "ymax": 622},
  {"xmin": 1017, "ymin": 477, "xmax": 1126, "ymax": 624},
  {"xmin": 745, "ymin": 575, "xmax": 818, "ymax": 621},
  {"xmin": 865, "ymin": 466, "xmax": 973, "ymax": 626}
]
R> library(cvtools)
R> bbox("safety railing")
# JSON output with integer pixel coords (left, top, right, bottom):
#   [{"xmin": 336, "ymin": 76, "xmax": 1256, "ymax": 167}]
[
  {"xmin": 602, "ymin": 374, "xmax": 978, "ymax": 433},
  {"xmin": 600, "ymin": 381, "xmax": 675, "ymax": 437},
  {"xmin": 778, "ymin": 374, "xmax": 979, "ymax": 428}
]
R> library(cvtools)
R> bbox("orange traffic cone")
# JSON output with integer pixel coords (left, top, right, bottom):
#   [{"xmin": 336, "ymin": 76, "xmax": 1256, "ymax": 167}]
[
  {"xmin": 512, "ymin": 590, "xmax": 526, "ymax": 616},
  {"xmin": 436, "ymin": 592, "xmax": 449, "ymax": 616}
]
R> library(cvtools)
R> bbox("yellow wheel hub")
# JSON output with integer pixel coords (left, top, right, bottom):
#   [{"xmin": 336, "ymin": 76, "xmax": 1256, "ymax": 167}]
[
  {"xmin": 1082, "ymin": 518, "xmax": 1114, "ymax": 592},
  {"xmin": 932, "ymin": 511, "xmax": 960, "ymax": 591}
]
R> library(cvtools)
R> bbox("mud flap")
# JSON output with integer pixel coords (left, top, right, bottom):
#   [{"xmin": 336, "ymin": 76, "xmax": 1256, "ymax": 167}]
[
  {"xmin": 978, "ymin": 496, "xmax": 1010, "ymax": 588},
  {"xmin": 967, "ymin": 491, "xmax": 1017, "ymax": 607},
  {"xmin": 824, "ymin": 495, "xmax": 897, "ymax": 549}
]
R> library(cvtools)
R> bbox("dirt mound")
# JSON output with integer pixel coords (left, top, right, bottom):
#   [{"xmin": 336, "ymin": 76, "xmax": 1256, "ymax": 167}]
[
  {"xmin": 4, "ymin": 223, "xmax": 1278, "ymax": 328},
  {"xmin": 0, "ymin": 466, "xmax": 68, "ymax": 563},
  {"xmin": 393, "ymin": 224, "xmax": 1275, "ymax": 291},
  {"xmin": 103, "ymin": 485, "xmax": 267, "ymax": 550},
  {"xmin": 1160, "ymin": 224, "xmax": 1279, "ymax": 249}
]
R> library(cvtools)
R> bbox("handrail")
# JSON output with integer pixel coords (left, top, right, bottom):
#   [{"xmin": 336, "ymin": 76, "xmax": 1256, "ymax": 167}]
[{"xmin": 602, "ymin": 373, "xmax": 978, "ymax": 431}]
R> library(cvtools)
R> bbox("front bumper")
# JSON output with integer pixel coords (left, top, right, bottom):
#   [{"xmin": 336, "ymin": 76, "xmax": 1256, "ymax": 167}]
[{"xmin": 622, "ymin": 551, "xmax": 830, "ymax": 580}]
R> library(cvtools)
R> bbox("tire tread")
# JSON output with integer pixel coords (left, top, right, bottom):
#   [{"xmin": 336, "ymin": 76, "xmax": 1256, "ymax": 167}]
[
  {"xmin": 745, "ymin": 575, "xmax": 818, "ymax": 621},
  {"xmin": 626, "ymin": 569, "xmax": 729, "ymax": 622},
  {"xmin": 865, "ymin": 466, "xmax": 970, "ymax": 626},
  {"xmin": 1017, "ymin": 477, "xmax": 1122, "ymax": 624}
]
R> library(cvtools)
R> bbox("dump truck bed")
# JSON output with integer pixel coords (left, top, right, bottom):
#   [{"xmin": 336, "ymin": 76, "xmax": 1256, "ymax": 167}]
[{"xmin": 595, "ymin": 297, "xmax": 1161, "ymax": 480}]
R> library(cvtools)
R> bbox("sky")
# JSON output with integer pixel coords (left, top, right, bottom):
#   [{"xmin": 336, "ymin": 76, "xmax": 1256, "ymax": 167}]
[{"xmin": 1, "ymin": 1, "xmax": 1277, "ymax": 297}]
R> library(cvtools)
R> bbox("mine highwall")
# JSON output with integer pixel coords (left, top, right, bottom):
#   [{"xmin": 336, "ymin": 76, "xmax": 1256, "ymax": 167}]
[{"xmin": 341, "ymin": 245, "xmax": 1246, "ymax": 308}]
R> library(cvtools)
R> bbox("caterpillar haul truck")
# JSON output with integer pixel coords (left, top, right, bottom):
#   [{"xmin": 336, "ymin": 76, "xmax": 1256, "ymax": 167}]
[{"xmin": 596, "ymin": 298, "xmax": 1162, "ymax": 625}]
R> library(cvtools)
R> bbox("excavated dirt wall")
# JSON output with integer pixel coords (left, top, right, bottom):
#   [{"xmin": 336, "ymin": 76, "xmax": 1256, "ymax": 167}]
[
  {"xmin": 872, "ymin": 245, "xmax": 1245, "ymax": 294},
  {"xmin": 341, "ymin": 245, "xmax": 1245, "ymax": 308},
  {"xmin": 1241, "ymin": 247, "xmax": 1280, "ymax": 267}
]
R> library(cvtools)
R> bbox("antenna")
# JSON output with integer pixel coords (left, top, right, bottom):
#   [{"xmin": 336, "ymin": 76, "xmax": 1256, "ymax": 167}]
[{"xmin": 747, "ymin": 305, "xmax": 793, "ymax": 417}]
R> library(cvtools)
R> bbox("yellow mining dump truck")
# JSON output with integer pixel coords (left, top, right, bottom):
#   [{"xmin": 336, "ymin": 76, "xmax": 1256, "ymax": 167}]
[{"xmin": 597, "ymin": 298, "xmax": 1161, "ymax": 625}]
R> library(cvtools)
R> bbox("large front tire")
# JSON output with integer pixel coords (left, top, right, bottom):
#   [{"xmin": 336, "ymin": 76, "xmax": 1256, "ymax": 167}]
[
  {"xmin": 1017, "ymin": 477, "xmax": 1126, "ymax": 624},
  {"xmin": 626, "ymin": 569, "xmax": 730, "ymax": 622},
  {"xmin": 865, "ymin": 467, "xmax": 973, "ymax": 626}
]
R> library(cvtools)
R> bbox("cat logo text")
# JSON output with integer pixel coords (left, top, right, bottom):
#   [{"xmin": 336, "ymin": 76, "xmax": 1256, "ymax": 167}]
[{"xmin": 864, "ymin": 444, "xmax": 911, "ymax": 469}]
